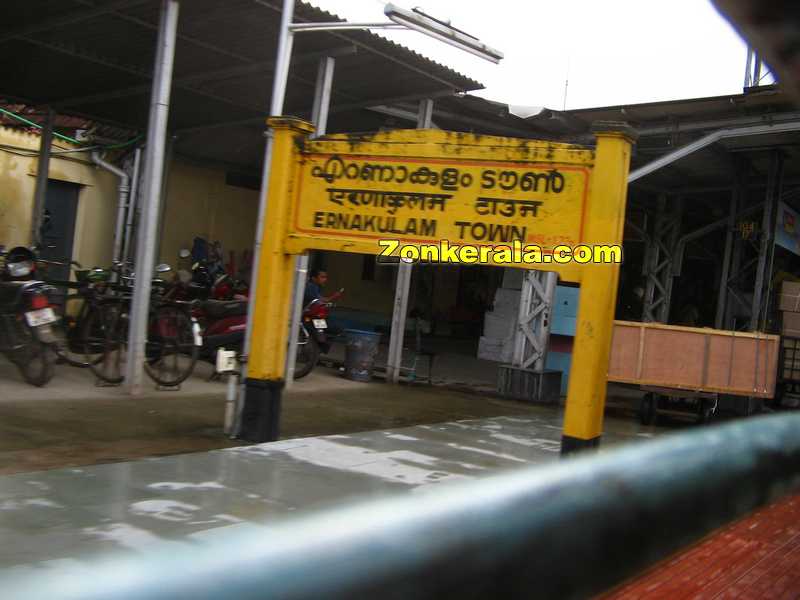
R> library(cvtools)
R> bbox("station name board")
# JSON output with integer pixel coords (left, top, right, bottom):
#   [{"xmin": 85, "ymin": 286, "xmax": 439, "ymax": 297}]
[{"xmin": 292, "ymin": 153, "xmax": 590, "ymax": 251}]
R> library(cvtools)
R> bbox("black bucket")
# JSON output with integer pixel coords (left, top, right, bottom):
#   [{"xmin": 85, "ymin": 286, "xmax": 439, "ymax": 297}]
[{"xmin": 343, "ymin": 329, "xmax": 382, "ymax": 382}]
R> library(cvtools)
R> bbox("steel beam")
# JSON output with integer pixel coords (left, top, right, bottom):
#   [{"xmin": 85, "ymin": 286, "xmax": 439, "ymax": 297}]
[
  {"xmin": 125, "ymin": 0, "xmax": 180, "ymax": 395},
  {"xmin": 642, "ymin": 195, "xmax": 682, "ymax": 322},
  {"xmin": 29, "ymin": 107, "xmax": 53, "ymax": 246},
  {"xmin": 0, "ymin": 0, "xmax": 150, "ymax": 44},
  {"xmin": 285, "ymin": 55, "xmax": 335, "ymax": 388},
  {"xmin": 72, "ymin": 0, "xmax": 257, "ymax": 64},
  {"xmin": 173, "ymin": 89, "xmax": 458, "ymax": 135},
  {"xmin": 55, "ymin": 47, "xmax": 357, "ymax": 108},
  {"xmin": 19, "ymin": 38, "xmax": 264, "ymax": 116},
  {"xmin": 366, "ymin": 105, "xmax": 440, "ymax": 129},
  {"xmin": 386, "ymin": 98, "xmax": 433, "ymax": 384},
  {"xmin": 628, "ymin": 121, "xmax": 800, "ymax": 183},
  {"xmin": 715, "ymin": 193, "xmax": 737, "ymax": 328},
  {"xmin": 751, "ymin": 151, "xmax": 783, "ymax": 331},
  {"xmin": 636, "ymin": 111, "xmax": 800, "ymax": 137}
]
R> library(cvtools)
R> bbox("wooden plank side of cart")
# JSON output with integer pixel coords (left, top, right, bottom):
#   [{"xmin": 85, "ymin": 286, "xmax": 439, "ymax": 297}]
[{"xmin": 607, "ymin": 320, "xmax": 780, "ymax": 398}]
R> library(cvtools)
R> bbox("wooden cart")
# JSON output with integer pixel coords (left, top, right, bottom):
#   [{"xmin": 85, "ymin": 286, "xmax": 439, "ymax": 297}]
[
  {"xmin": 608, "ymin": 321, "xmax": 780, "ymax": 424},
  {"xmin": 638, "ymin": 386, "xmax": 718, "ymax": 426}
]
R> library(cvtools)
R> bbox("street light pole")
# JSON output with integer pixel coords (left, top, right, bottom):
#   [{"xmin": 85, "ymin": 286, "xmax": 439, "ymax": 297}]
[
  {"xmin": 235, "ymin": 0, "xmax": 295, "ymax": 437},
  {"xmin": 236, "ymin": 1, "xmax": 503, "ymax": 440}
]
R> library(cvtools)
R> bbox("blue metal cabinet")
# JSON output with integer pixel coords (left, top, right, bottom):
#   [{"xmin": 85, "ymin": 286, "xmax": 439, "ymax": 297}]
[
  {"xmin": 546, "ymin": 285, "xmax": 580, "ymax": 395},
  {"xmin": 550, "ymin": 285, "xmax": 579, "ymax": 337}
]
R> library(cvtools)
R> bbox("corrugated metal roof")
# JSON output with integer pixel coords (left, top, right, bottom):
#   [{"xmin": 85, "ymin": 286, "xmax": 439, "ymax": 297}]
[{"xmin": 0, "ymin": 0, "xmax": 483, "ymax": 168}]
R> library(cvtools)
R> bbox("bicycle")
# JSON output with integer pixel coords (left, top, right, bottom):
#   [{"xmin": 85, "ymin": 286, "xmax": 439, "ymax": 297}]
[
  {"xmin": 84, "ymin": 274, "xmax": 200, "ymax": 387},
  {"xmin": 45, "ymin": 261, "xmax": 113, "ymax": 369}
]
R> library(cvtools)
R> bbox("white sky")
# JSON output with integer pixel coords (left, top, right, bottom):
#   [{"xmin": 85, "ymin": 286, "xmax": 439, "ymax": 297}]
[{"xmin": 306, "ymin": 0, "xmax": 774, "ymax": 110}]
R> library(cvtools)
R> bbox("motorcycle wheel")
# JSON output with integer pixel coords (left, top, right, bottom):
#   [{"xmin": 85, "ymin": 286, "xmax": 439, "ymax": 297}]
[
  {"xmin": 294, "ymin": 330, "xmax": 319, "ymax": 380},
  {"xmin": 16, "ymin": 341, "xmax": 55, "ymax": 387}
]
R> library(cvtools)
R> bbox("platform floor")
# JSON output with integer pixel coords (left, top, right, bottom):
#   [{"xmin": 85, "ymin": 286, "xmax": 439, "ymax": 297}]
[
  {"xmin": 600, "ymin": 492, "xmax": 800, "ymax": 599},
  {"xmin": 0, "ymin": 413, "xmax": 655, "ymax": 570}
]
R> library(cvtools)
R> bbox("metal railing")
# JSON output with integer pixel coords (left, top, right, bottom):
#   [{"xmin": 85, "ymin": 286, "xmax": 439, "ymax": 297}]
[{"xmin": 6, "ymin": 413, "xmax": 800, "ymax": 599}]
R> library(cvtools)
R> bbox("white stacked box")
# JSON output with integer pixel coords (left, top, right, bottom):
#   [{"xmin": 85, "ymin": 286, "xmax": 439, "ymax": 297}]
[
  {"xmin": 477, "ymin": 284, "xmax": 521, "ymax": 363},
  {"xmin": 478, "ymin": 336, "xmax": 513, "ymax": 363},
  {"xmin": 483, "ymin": 312, "xmax": 515, "ymax": 340},
  {"xmin": 501, "ymin": 268, "xmax": 524, "ymax": 290}
]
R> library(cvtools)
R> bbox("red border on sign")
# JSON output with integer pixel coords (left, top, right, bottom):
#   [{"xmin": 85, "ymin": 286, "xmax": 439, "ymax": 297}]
[{"xmin": 291, "ymin": 154, "xmax": 592, "ymax": 252}]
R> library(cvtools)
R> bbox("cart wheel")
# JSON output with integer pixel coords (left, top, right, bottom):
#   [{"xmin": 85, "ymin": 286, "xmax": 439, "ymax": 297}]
[
  {"xmin": 640, "ymin": 393, "xmax": 657, "ymax": 426},
  {"xmin": 697, "ymin": 400, "xmax": 714, "ymax": 425}
]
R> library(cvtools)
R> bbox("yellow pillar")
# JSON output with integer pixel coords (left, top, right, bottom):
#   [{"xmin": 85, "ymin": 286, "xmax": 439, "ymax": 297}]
[
  {"xmin": 561, "ymin": 121, "xmax": 637, "ymax": 454},
  {"xmin": 240, "ymin": 117, "xmax": 315, "ymax": 442}
]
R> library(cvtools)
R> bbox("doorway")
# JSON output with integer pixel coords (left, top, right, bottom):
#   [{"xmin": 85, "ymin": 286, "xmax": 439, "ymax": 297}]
[{"xmin": 39, "ymin": 179, "xmax": 79, "ymax": 281}]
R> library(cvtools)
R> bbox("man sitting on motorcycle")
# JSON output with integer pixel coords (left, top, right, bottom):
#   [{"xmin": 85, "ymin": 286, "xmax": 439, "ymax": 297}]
[{"xmin": 303, "ymin": 268, "xmax": 342, "ymax": 307}]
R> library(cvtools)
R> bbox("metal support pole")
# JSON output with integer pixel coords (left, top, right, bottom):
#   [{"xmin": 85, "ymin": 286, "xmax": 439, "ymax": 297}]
[
  {"xmin": 715, "ymin": 192, "xmax": 737, "ymax": 329},
  {"xmin": 751, "ymin": 151, "xmax": 781, "ymax": 331},
  {"xmin": 235, "ymin": 0, "xmax": 295, "ymax": 439},
  {"xmin": 125, "ymin": 0, "xmax": 180, "ymax": 394},
  {"xmin": 386, "ymin": 98, "xmax": 433, "ymax": 383},
  {"xmin": 91, "ymin": 152, "xmax": 130, "ymax": 266},
  {"xmin": 122, "ymin": 147, "xmax": 142, "ymax": 264},
  {"xmin": 30, "ymin": 107, "xmax": 54, "ymax": 246},
  {"xmin": 285, "ymin": 55, "xmax": 335, "ymax": 388}
]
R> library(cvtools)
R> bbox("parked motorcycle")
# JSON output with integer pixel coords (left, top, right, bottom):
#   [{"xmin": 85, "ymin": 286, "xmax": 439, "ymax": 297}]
[
  {"xmin": 194, "ymin": 298, "xmax": 248, "ymax": 364},
  {"xmin": 173, "ymin": 248, "xmax": 248, "ymax": 302},
  {"xmin": 294, "ymin": 291, "xmax": 342, "ymax": 379},
  {"xmin": 0, "ymin": 246, "xmax": 62, "ymax": 386}
]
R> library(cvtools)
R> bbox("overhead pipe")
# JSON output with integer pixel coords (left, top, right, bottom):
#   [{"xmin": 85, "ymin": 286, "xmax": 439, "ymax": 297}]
[{"xmin": 91, "ymin": 151, "xmax": 130, "ymax": 267}]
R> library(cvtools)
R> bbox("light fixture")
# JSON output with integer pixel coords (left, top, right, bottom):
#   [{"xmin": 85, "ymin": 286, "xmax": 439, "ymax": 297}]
[{"xmin": 384, "ymin": 4, "xmax": 504, "ymax": 64}]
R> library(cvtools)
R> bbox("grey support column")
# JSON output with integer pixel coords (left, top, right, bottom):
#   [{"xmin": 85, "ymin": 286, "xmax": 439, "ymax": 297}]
[
  {"xmin": 642, "ymin": 194, "xmax": 682, "ymax": 323},
  {"xmin": 386, "ymin": 98, "xmax": 433, "ymax": 384},
  {"xmin": 30, "ymin": 107, "xmax": 54, "ymax": 245},
  {"xmin": 285, "ymin": 55, "xmax": 335, "ymax": 388},
  {"xmin": 511, "ymin": 270, "xmax": 557, "ymax": 371},
  {"xmin": 125, "ymin": 0, "xmax": 180, "ymax": 394},
  {"xmin": 715, "ymin": 192, "xmax": 737, "ymax": 329},
  {"xmin": 751, "ymin": 151, "xmax": 782, "ymax": 331}
]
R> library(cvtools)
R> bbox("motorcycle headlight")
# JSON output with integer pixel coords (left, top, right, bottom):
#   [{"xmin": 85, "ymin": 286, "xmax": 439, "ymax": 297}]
[{"xmin": 8, "ymin": 260, "xmax": 33, "ymax": 277}]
